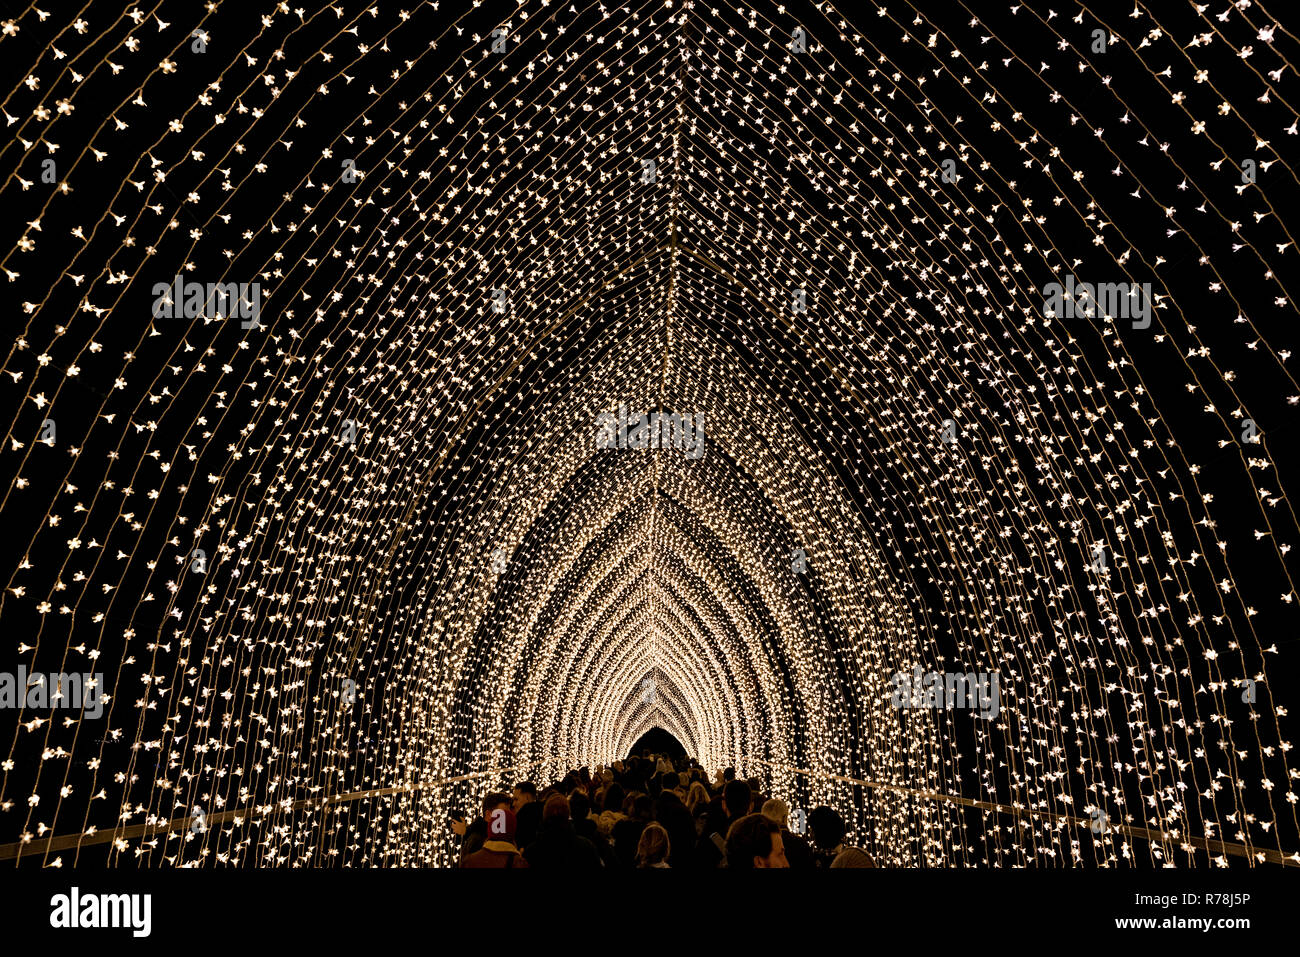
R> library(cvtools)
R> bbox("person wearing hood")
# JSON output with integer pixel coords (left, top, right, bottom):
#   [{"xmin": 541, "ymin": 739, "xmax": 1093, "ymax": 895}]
[{"xmin": 461, "ymin": 804, "xmax": 528, "ymax": 868}]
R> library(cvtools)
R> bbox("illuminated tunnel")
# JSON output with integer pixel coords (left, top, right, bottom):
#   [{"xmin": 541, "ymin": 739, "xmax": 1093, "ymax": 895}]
[{"xmin": 1, "ymin": 0, "xmax": 1298, "ymax": 869}]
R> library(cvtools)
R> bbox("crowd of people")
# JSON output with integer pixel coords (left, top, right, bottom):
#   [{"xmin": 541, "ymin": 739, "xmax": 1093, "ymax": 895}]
[{"xmin": 450, "ymin": 753, "xmax": 877, "ymax": 868}]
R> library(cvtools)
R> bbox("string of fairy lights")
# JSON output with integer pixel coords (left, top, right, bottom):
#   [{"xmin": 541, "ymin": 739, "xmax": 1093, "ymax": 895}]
[{"xmin": 0, "ymin": 0, "xmax": 1298, "ymax": 867}]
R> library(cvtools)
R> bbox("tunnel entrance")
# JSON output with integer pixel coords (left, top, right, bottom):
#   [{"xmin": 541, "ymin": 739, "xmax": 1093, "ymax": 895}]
[{"xmin": 627, "ymin": 727, "xmax": 687, "ymax": 762}]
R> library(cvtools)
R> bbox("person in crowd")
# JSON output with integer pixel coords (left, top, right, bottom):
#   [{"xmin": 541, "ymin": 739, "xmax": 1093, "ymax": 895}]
[
  {"xmin": 761, "ymin": 798, "xmax": 813, "ymax": 868},
  {"xmin": 570, "ymin": 789, "xmax": 617, "ymax": 867},
  {"xmin": 636, "ymin": 822, "xmax": 672, "ymax": 867},
  {"xmin": 523, "ymin": 794, "xmax": 601, "ymax": 868},
  {"xmin": 691, "ymin": 794, "xmax": 711, "ymax": 837},
  {"xmin": 659, "ymin": 771, "xmax": 686, "ymax": 802},
  {"xmin": 685, "ymin": 780, "xmax": 711, "ymax": 817},
  {"xmin": 596, "ymin": 782, "xmax": 627, "ymax": 837},
  {"xmin": 653, "ymin": 790, "xmax": 698, "ymax": 869},
  {"xmin": 570, "ymin": 790, "xmax": 596, "ymax": 838},
  {"xmin": 805, "ymin": 805, "xmax": 875, "ymax": 866},
  {"xmin": 724, "ymin": 813, "xmax": 789, "ymax": 869},
  {"xmin": 512, "ymin": 781, "xmax": 542, "ymax": 849},
  {"xmin": 451, "ymin": 791, "xmax": 512, "ymax": 862},
  {"xmin": 807, "ymin": 805, "xmax": 845, "ymax": 867},
  {"xmin": 460, "ymin": 805, "xmax": 528, "ymax": 868},
  {"xmin": 697, "ymin": 779, "xmax": 751, "ymax": 868},
  {"xmin": 829, "ymin": 847, "xmax": 876, "ymax": 867},
  {"xmin": 612, "ymin": 793, "xmax": 653, "ymax": 867}
]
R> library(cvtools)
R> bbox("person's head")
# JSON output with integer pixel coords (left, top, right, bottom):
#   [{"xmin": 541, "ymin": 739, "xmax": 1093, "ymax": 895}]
[
  {"xmin": 653, "ymin": 790, "xmax": 686, "ymax": 822},
  {"xmin": 723, "ymin": 779, "xmax": 752, "ymax": 819},
  {"xmin": 482, "ymin": 791, "xmax": 512, "ymax": 819},
  {"xmin": 725, "ymin": 813, "xmax": 788, "ymax": 869},
  {"xmin": 661, "ymin": 771, "xmax": 680, "ymax": 792},
  {"xmin": 512, "ymin": 781, "xmax": 537, "ymax": 810},
  {"xmin": 603, "ymin": 783, "xmax": 626, "ymax": 813},
  {"xmin": 636, "ymin": 823, "xmax": 671, "ymax": 867},
  {"xmin": 632, "ymin": 793, "xmax": 654, "ymax": 822},
  {"xmin": 484, "ymin": 805, "xmax": 519, "ymax": 845},
  {"xmin": 830, "ymin": 847, "xmax": 876, "ymax": 868},
  {"xmin": 569, "ymin": 790, "xmax": 591, "ymax": 821},
  {"xmin": 542, "ymin": 793, "xmax": 570, "ymax": 823},
  {"xmin": 686, "ymin": 781, "xmax": 710, "ymax": 811},
  {"xmin": 723, "ymin": 767, "xmax": 736, "ymax": 783},
  {"xmin": 807, "ymin": 806, "xmax": 846, "ymax": 850},
  {"xmin": 761, "ymin": 798, "xmax": 789, "ymax": 829}
]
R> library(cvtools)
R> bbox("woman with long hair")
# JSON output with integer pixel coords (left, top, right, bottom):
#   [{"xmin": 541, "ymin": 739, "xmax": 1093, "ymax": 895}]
[
  {"xmin": 636, "ymin": 822, "xmax": 671, "ymax": 868},
  {"xmin": 685, "ymin": 780, "xmax": 711, "ymax": 815}
]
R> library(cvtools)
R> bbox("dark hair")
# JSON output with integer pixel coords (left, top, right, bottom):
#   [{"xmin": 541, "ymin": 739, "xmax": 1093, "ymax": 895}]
[
  {"xmin": 723, "ymin": 779, "xmax": 752, "ymax": 818},
  {"xmin": 514, "ymin": 781, "xmax": 537, "ymax": 797},
  {"xmin": 542, "ymin": 793, "xmax": 570, "ymax": 822},
  {"xmin": 482, "ymin": 791, "xmax": 512, "ymax": 816},
  {"xmin": 661, "ymin": 771, "xmax": 680, "ymax": 791},
  {"xmin": 603, "ymin": 783, "xmax": 626, "ymax": 813},
  {"xmin": 654, "ymin": 790, "xmax": 686, "ymax": 816},
  {"xmin": 723, "ymin": 767, "xmax": 736, "ymax": 782},
  {"xmin": 807, "ymin": 806, "xmax": 846, "ymax": 850},
  {"xmin": 632, "ymin": 793, "xmax": 654, "ymax": 821},
  {"xmin": 725, "ymin": 814, "xmax": 779, "ymax": 869},
  {"xmin": 570, "ymin": 790, "xmax": 591, "ymax": 820}
]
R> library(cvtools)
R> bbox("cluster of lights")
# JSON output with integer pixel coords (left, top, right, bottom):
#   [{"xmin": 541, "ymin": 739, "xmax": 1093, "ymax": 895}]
[{"xmin": 0, "ymin": 0, "xmax": 1297, "ymax": 868}]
